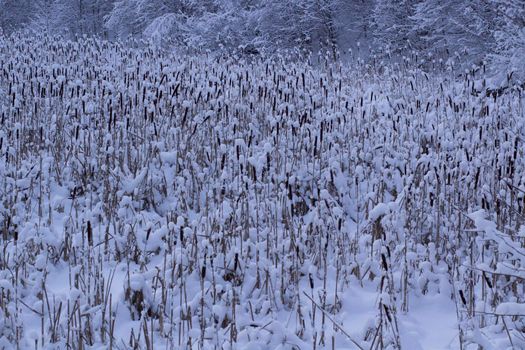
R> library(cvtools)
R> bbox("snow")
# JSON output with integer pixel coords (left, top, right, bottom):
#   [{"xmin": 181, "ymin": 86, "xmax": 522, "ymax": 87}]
[
  {"xmin": 399, "ymin": 295, "xmax": 459, "ymax": 349},
  {"xmin": 0, "ymin": 33, "xmax": 524, "ymax": 350},
  {"xmin": 495, "ymin": 303, "xmax": 525, "ymax": 316}
]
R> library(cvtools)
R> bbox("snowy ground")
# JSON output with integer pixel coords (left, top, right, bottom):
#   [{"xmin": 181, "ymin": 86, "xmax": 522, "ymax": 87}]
[{"xmin": 1, "ymin": 34, "xmax": 525, "ymax": 350}]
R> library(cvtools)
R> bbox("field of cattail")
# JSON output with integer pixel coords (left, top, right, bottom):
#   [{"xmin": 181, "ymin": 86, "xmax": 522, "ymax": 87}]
[{"xmin": 0, "ymin": 33, "xmax": 524, "ymax": 350}]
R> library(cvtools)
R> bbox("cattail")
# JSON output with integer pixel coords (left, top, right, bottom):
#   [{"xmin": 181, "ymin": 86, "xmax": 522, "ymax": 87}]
[
  {"xmin": 381, "ymin": 254, "xmax": 388, "ymax": 271},
  {"xmin": 483, "ymin": 272, "xmax": 492, "ymax": 289},
  {"xmin": 459, "ymin": 290, "xmax": 467, "ymax": 306},
  {"xmin": 87, "ymin": 221, "xmax": 93, "ymax": 247},
  {"xmin": 383, "ymin": 304, "xmax": 392, "ymax": 323}
]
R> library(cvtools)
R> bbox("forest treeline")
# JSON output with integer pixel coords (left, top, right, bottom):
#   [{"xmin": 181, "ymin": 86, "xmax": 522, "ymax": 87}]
[{"xmin": 0, "ymin": 0, "xmax": 524, "ymax": 78}]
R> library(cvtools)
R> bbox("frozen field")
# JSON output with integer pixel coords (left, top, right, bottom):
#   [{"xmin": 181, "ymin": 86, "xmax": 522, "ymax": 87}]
[{"xmin": 0, "ymin": 34, "xmax": 524, "ymax": 349}]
